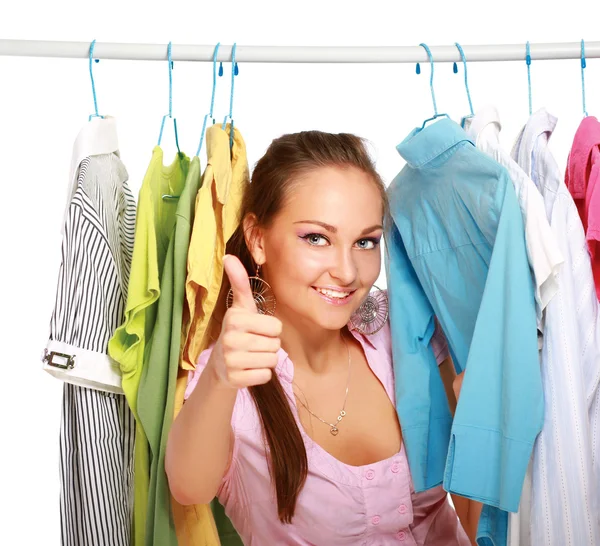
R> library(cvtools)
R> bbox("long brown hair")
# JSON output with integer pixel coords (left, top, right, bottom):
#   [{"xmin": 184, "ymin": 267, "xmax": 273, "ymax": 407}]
[{"xmin": 223, "ymin": 131, "xmax": 387, "ymax": 523}]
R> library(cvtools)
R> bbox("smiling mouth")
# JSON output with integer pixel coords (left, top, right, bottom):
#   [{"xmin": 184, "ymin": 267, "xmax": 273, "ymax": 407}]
[{"xmin": 312, "ymin": 286, "xmax": 356, "ymax": 303}]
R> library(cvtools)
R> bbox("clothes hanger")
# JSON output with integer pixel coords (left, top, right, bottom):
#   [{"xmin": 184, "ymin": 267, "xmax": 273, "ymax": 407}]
[
  {"xmin": 221, "ymin": 43, "xmax": 239, "ymax": 151},
  {"xmin": 525, "ymin": 41, "xmax": 533, "ymax": 116},
  {"xmin": 580, "ymin": 39, "xmax": 589, "ymax": 118},
  {"xmin": 157, "ymin": 42, "xmax": 182, "ymax": 157},
  {"xmin": 453, "ymin": 43, "xmax": 475, "ymax": 128},
  {"xmin": 196, "ymin": 42, "xmax": 224, "ymax": 158},
  {"xmin": 88, "ymin": 40, "xmax": 104, "ymax": 121},
  {"xmin": 160, "ymin": 42, "xmax": 184, "ymax": 201},
  {"xmin": 416, "ymin": 42, "xmax": 450, "ymax": 129}
]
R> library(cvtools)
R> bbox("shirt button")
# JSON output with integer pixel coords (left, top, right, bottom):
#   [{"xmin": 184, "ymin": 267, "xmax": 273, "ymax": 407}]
[
  {"xmin": 396, "ymin": 531, "xmax": 406, "ymax": 541},
  {"xmin": 398, "ymin": 504, "xmax": 407, "ymax": 514},
  {"xmin": 365, "ymin": 469, "xmax": 375, "ymax": 480},
  {"xmin": 391, "ymin": 462, "xmax": 401, "ymax": 473},
  {"xmin": 371, "ymin": 515, "xmax": 381, "ymax": 525}
]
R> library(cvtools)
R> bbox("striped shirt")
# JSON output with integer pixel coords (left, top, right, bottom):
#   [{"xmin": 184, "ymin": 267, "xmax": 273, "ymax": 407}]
[
  {"xmin": 49, "ymin": 154, "xmax": 135, "ymax": 352},
  {"xmin": 511, "ymin": 108, "xmax": 600, "ymax": 546},
  {"xmin": 45, "ymin": 117, "xmax": 137, "ymax": 546}
]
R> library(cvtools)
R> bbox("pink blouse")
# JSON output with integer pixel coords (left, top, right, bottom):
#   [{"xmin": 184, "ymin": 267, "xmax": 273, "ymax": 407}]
[{"xmin": 185, "ymin": 322, "xmax": 470, "ymax": 546}]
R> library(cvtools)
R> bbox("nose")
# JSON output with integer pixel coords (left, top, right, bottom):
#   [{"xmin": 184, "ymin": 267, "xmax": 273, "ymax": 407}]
[{"xmin": 330, "ymin": 247, "xmax": 358, "ymax": 286}]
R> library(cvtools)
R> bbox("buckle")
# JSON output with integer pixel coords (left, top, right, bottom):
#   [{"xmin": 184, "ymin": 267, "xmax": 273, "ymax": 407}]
[{"xmin": 42, "ymin": 349, "xmax": 76, "ymax": 370}]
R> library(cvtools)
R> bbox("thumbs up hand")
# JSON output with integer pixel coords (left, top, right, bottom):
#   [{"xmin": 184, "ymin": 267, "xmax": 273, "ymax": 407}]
[{"xmin": 208, "ymin": 255, "xmax": 283, "ymax": 389}]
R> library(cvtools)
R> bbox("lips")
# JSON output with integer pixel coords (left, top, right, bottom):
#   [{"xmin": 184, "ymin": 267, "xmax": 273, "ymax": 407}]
[
  {"xmin": 314, "ymin": 287, "xmax": 353, "ymax": 299},
  {"xmin": 312, "ymin": 286, "xmax": 356, "ymax": 306}
]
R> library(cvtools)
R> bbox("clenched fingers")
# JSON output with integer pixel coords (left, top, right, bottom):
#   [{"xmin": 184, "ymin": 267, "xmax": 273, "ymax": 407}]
[
  {"xmin": 222, "ymin": 331, "xmax": 281, "ymax": 354},
  {"xmin": 226, "ymin": 351, "xmax": 279, "ymax": 371},
  {"xmin": 225, "ymin": 310, "xmax": 282, "ymax": 337}
]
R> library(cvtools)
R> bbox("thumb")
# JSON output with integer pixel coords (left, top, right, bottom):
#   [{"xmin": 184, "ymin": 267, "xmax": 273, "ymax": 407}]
[{"xmin": 224, "ymin": 255, "xmax": 258, "ymax": 312}]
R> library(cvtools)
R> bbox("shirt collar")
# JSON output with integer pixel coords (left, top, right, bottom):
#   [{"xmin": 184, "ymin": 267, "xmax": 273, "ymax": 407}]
[
  {"xmin": 513, "ymin": 108, "xmax": 558, "ymax": 179},
  {"xmin": 396, "ymin": 117, "xmax": 473, "ymax": 168},
  {"xmin": 566, "ymin": 116, "xmax": 600, "ymax": 199},
  {"xmin": 463, "ymin": 105, "xmax": 502, "ymax": 144},
  {"xmin": 64, "ymin": 116, "xmax": 120, "ymax": 235}
]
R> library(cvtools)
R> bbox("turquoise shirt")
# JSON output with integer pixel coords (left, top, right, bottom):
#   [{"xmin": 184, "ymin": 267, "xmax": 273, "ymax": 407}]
[{"xmin": 385, "ymin": 118, "xmax": 543, "ymax": 546}]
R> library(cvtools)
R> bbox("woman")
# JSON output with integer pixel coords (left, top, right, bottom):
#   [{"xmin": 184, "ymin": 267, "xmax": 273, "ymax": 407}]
[{"xmin": 166, "ymin": 131, "xmax": 477, "ymax": 545}]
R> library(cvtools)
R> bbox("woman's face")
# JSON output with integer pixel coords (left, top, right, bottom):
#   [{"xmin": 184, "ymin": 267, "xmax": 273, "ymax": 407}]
[{"xmin": 252, "ymin": 166, "xmax": 384, "ymax": 332}]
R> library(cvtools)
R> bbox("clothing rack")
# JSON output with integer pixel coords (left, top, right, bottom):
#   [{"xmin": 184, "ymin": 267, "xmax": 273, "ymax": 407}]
[{"xmin": 1, "ymin": 39, "xmax": 599, "ymax": 63}]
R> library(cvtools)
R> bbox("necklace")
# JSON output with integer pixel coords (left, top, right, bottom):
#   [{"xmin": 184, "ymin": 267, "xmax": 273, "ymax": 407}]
[{"xmin": 293, "ymin": 335, "xmax": 352, "ymax": 437}]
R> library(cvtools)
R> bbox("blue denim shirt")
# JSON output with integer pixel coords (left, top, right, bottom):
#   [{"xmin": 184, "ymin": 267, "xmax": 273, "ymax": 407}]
[{"xmin": 386, "ymin": 118, "xmax": 543, "ymax": 546}]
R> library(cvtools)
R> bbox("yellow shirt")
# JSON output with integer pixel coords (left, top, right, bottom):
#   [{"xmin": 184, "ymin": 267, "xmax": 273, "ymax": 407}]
[
  {"xmin": 172, "ymin": 124, "xmax": 248, "ymax": 546},
  {"xmin": 109, "ymin": 147, "xmax": 190, "ymax": 546}
]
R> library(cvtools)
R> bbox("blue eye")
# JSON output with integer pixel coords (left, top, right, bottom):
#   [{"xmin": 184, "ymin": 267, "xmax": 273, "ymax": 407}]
[
  {"xmin": 355, "ymin": 238, "xmax": 380, "ymax": 250},
  {"xmin": 301, "ymin": 233, "xmax": 329, "ymax": 246}
]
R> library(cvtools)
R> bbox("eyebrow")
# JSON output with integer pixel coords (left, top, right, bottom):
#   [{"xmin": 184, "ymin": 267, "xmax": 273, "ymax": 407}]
[{"xmin": 294, "ymin": 220, "xmax": 383, "ymax": 235}]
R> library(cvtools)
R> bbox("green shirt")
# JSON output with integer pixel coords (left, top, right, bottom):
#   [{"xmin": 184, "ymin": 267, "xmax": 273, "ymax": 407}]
[
  {"xmin": 109, "ymin": 146, "xmax": 189, "ymax": 546},
  {"xmin": 137, "ymin": 157, "xmax": 202, "ymax": 546}
]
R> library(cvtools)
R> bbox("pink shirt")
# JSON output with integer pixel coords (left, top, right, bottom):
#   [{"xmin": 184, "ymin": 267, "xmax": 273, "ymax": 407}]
[
  {"xmin": 566, "ymin": 115, "xmax": 600, "ymax": 298},
  {"xmin": 185, "ymin": 322, "xmax": 470, "ymax": 546}
]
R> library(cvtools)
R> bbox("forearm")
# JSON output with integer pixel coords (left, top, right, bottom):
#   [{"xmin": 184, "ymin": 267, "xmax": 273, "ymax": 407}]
[{"xmin": 166, "ymin": 366, "xmax": 238, "ymax": 505}]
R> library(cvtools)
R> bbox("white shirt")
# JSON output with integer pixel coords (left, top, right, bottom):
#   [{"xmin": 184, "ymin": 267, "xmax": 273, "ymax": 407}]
[
  {"xmin": 510, "ymin": 108, "xmax": 600, "ymax": 546},
  {"xmin": 464, "ymin": 105, "xmax": 563, "ymax": 325}
]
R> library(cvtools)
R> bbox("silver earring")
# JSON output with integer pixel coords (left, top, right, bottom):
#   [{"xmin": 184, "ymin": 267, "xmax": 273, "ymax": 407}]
[
  {"xmin": 349, "ymin": 285, "xmax": 389, "ymax": 335},
  {"xmin": 226, "ymin": 264, "xmax": 277, "ymax": 316}
]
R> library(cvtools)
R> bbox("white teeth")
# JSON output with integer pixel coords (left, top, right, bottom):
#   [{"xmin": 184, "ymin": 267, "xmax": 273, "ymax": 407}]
[{"xmin": 316, "ymin": 288, "xmax": 350, "ymax": 299}]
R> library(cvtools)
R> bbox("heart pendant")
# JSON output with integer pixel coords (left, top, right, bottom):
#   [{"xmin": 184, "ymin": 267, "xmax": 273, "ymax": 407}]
[{"xmin": 330, "ymin": 426, "xmax": 339, "ymax": 436}]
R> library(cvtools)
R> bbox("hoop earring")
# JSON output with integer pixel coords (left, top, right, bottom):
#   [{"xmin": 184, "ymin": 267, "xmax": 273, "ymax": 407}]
[
  {"xmin": 349, "ymin": 286, "xmax": 389, "ymax": 335},
  {"xmin": 226, "ymin": 264, "xmax": 277, "ymax": 316}
]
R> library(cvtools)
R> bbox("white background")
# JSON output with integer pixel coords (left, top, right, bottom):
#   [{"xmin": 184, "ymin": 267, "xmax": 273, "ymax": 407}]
[{"xmin": 1, "ymin": 1, "xmax": 599, "ymax": 543}]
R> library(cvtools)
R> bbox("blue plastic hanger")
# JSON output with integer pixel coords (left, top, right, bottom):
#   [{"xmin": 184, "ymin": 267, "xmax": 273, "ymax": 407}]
[
  {"xmin": 88, "ymin": 40, "xmax": 104, "ymax": 121},
  {"xmin": 222, "ymin": 43, "xmax": 239, "ymax": 150},
  {"xmin": 454, "ymin": 43, "xmax": 475, "ymax": 128},
  {"xmin": 157, "ymin": 42, "xmax": 182, "ymax": 155},
  {"xmin": 525, "ymin": 41, "xmax": 533, "ymax": 116},
  {"xmin": 581, "ymin": 39, "xmax": 589, "ymax": 117},
  {"xmin": 196, "ymin": 42, "xmax": 223, "ymax": 157},
  {"xmin": 416, "ymin": 43, "xmax": 449, "ymax": 129}
]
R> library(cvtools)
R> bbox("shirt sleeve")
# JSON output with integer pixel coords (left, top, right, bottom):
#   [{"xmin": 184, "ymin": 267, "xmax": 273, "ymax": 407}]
[
  {"xmin": 385, "ymin": 217, "xmax": 453, "ymax": 493},
  {"xmin": 444, "ymin": 175, "xmax": 543, "ymax": 512},
  {"xmin": 108, "ymin": 188, "xmax": 160, "ymax": 376},
  {"xmin": 46, "ymin": 197, "xmax": 127, "ymax": 392},
  {"xmin": 521, "ymin": 172, "xmax": 564, "ymax": 322},
  {"xmin": 487, "ymin": 145, "xmax": 563, "ymax": 322}
]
